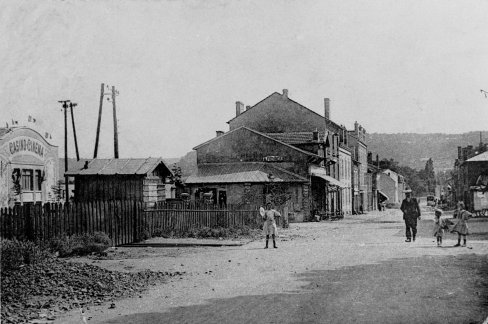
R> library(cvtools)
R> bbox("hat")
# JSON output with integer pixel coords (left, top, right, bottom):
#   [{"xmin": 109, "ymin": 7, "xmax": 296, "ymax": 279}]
[
  {"xmin": 404, "ymin": 189, "xmax": 412, "ymax": 193},
  {"xmin": 434, "ymin": 208, "xmax": 442, "ymax": 215}
]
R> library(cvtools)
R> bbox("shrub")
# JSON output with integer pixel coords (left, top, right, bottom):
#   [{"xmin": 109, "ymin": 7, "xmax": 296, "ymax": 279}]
[
  {"xmin": 1, "ymin": 239, "xmax": 52, "ymax": 272},
  {"xmin": 47, "ymin": 235, "xmax": 73, "ymax": 257},
  {"xmin": 71, "ymin": 232, "xmax": 112, "ymax": 255}
]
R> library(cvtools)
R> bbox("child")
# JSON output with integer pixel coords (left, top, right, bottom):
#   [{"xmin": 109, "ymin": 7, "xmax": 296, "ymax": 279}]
[
  {"xmin": 451, "ymin": 202, "xmax": 473, "ymax": 247},
  {"xmin": 432, "ymin": 208, "xmax": 451, "ymax": 247},
  {"xmin": 261, "ymin": 202, "xmax": 281, "ymax": 249}
]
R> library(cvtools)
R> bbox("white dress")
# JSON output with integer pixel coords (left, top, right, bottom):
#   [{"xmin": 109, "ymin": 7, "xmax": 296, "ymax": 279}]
[{"xmin": 262, "ymin": 209, "xmax": 280, "ymax": 235}]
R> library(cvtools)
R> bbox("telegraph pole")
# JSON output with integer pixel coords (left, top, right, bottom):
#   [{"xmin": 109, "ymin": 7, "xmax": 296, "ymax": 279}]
[
  {"xmin": 94, "ymin": 83, "xmax": 104, "ymax": 158},
  {"xmin": 69, "ymin": 102, "xmax": 80, "ymax": 161},
  {"xmin": 111, "ymin": 85, "xmax": 119, "ymax": 159},
  {"xmin": 58, "ymin": 100, "xmax": 71, "ymax": 202}
]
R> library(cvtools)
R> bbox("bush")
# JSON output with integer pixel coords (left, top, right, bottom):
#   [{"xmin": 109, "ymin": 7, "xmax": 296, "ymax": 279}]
[
  {"xmin": 46, "ymin": 232, "xmax": 112, "ymax": 257},
  {"xmin": 71, "ymin": 232, "xmax": 112, "ymax": 255},
  {"xmin": 1, "ymin": 239, "xmax": 52, "ymax": 272}
]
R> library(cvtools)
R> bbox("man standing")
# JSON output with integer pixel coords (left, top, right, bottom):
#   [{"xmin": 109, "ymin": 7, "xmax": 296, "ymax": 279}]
[{"xmin": 400, "ymin": 190, "xmax": 421, "ymax": 242}]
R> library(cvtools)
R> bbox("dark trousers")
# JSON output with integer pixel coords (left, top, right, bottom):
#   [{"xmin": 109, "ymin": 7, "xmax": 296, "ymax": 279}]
[{"xmin": 404, "ymin": 217, "xmax": 417, "ymax": 239}]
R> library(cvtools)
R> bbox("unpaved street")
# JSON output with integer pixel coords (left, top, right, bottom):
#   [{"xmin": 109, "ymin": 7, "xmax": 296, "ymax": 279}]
[{"xmin": 56, "ymin": 208, "xmax": 488, "ymax": 324}]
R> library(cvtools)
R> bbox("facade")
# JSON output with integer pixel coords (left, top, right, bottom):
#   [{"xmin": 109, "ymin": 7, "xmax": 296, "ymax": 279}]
[
  {"xmin": 377, "ymin": 169, "xmax": 406, "ymax": 205},
  {"xmin": 339, "ymin": 145, "xmax": 352, "ymax": 215},
  {"xmin": 453, "ymin": 149, "xmax": 488, "ymax": 211},
  {"xmin": 0, "ymin": 126, "xmax": 59, "ymax": 207},
  {"xmin": 66, "ymin": 158, "xmax": 173, "ymax": 207},
  {"xmin": 186, "ymin": 126, "xmax": 321, "ymax": 222},
  {"xmin": 348, "ymin": 122, "xmax": 368, "ymax": 212}
]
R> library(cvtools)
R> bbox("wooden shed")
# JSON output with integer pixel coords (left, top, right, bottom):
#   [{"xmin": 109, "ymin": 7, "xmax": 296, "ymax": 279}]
[{"xmin": 66, "ymin": 158, "xmax": 173, "ymax": 206}]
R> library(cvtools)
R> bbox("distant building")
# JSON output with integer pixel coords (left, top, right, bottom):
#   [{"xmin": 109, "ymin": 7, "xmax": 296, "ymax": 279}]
[
  {"xmin": 348, "ymin": 122, "xmax": 368, "ymax": 212},
  {"xmin": 66, "ymin": 158, "xmax": 173, "ymax": 207},
  {"xmin": 0, "ymin": 126, "xmax": 59, "ymax": 207},
  {"xmin": 377, "ymin": 169, "xmax": 406, "ymax": 205}
]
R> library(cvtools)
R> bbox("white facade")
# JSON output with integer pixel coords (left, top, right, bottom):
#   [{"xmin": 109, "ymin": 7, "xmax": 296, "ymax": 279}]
[
  {"xmin": 0, "ymin": 127, "xmax": 59, "ymax": 207},
  {"xmin": 339, "ymin": 146, "xmax": 352, "ymax": 215}
]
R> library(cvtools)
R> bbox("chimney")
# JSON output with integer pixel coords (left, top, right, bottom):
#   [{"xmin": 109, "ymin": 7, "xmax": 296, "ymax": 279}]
[
  {"xmin": 354, "ymin": 121, "xmax": 359, "ymax": 135},
  {"xmin": 216, "ymin": 130, "xmax": 224, "ymax": 137},
  {"xmin": 282, "ymin": 89, "xmax": 288, "ymax": 98},
  {"xmin": 246, "ymin": 105, "xmax": 251, "ymax": 111},
  {"xmin": 235, "ymin": 101, "xmax": 244, "ymax": 116},
  {"xmin": 376, "ymin": 154, "xmax": 379, "ymax": 166},
  {"xmin": 368, "ymin": 152, "xmax": 372, "ymax": 163},
  {"xmin": 457, "ymin": 146, "xmax": 462, "ymax": 160},
  {"xmin": 324, "ymin": 98, "xmax": 330, "ymax": 120}
]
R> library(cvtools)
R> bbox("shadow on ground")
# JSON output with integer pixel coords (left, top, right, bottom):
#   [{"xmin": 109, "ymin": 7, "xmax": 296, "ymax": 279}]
[{"xmin": 102, "ymin": 254, "xmax": 488, "ymax": 324}]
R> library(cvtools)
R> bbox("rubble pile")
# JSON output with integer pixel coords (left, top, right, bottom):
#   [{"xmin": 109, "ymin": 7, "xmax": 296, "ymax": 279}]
[{"xmin": 1, "ymin": 259, "xmax": 182, "ymax": 323}]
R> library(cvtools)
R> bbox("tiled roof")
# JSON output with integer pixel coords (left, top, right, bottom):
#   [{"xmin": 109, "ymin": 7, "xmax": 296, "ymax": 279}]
[
  {"xmin": 185, "ymin": 162, "xmax": 308, "ymax": 184},
  {"xmin": 266, "ymin": 132, "xmax": 326, "ymax": 144},
  {"xmin": 466, "ymin": 151, "xmax": 488, "ymax": 162},
  {"xmin": 193, "ymin": 126, "xmax": 321, "ymax": 158},
  {"xmin": 65, "ymin": 158, "xmax": 172, "ymax": 176}
]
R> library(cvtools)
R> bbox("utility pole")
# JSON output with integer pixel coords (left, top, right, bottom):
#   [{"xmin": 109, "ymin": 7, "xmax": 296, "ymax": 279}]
[
  {"xmin": 93, "ymin": 83, "xmax": 120, "ymax": 159},
  {"xmin": 111, "ymin": 85, "xmax": 119, "ymax": 159},
  {"xmin": 58, "ymin": 100, "xmax": 71, "ymax": 202},
  {"xmin": 70, "ymin": 102, "xmax": 80, "ymax": 161},
  {"xmin": 94, "ymin": 83, "xmax": 104, "ymax": 158}
]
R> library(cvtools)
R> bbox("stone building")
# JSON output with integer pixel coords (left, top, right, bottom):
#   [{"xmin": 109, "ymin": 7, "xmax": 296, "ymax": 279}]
[{"xmin": 348, "ymin": 122, "xmax": 368, "ymax": 212}]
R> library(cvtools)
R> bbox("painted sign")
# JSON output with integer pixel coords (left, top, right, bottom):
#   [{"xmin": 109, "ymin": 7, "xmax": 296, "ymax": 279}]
[{"xmin": 8, "ymin": 137, "xmax": 45, "ymax": 159}]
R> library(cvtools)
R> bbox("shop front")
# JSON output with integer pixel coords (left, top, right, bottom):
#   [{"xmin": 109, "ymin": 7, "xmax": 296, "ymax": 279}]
[{"xmin": 0, "ymin": 127, "xmax": 59, "ymax": 207}]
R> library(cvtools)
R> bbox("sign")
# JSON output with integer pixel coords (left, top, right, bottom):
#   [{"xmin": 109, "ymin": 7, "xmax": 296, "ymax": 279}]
[
  {"xmin": 8, "ymin": 137, "xmax": 45, "ymax": 159},
  {"xmin": 263, "ymin": 156, "xmax": 284, "ymax": 162}
]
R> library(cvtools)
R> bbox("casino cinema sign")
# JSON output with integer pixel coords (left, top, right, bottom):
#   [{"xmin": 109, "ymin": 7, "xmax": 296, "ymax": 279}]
[{"xmin": 9, "ymin": 137, "xmax": 45, "ymax": 159}]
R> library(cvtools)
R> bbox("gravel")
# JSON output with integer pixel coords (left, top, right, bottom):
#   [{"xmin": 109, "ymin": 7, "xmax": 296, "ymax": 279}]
[{"xmin": 1, "ymin": 257, "xmax": 184, "ymax": 323}]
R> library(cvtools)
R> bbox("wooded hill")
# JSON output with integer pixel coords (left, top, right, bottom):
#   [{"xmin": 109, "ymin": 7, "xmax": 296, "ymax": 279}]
[{"xmin": 367, "ymin": 131, "xmax": 488, "ymax": 171}]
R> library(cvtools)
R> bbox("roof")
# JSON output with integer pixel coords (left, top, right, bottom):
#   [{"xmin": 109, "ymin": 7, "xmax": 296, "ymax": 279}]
[
  {"xmin": 227, "ymin": 92, "xmax": 326, "ymax": 124},
  {"xmin": 185, "ymin": 162, "xmax": 308, "ymax": 184},
  {"xmin": 0, "ymin": 127, "xmax": 11, "ymax": 138},
  {"xmin": 266, "ymin": 132, "xmax": 326, "ymax": 144},
  {"xmin": 466, "ymin": 151, "xmax": 488, "ymax": 162},
  {"xmin": 65, "ymin": 158, "xmax": 172, "ymax": 176},
  {"xmin": 193, "ymin": 126, "xmax": 321, "ymax": 158}
]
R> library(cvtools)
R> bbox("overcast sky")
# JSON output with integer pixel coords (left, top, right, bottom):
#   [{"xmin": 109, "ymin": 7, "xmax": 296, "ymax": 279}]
[{"xmin": 1, "ymin": 0, "xmax": 488, "ymax": 159}]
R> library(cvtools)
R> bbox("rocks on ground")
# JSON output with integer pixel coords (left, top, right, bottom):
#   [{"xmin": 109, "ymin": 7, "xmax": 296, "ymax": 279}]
[{"xmin": 1, "ymin": 258, "xmax": 184, "ymax": 324}]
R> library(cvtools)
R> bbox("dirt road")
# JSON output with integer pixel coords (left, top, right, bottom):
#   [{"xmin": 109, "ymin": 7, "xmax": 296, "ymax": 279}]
[{"xmin": 56, "ymin": 208, "xmax": 488, "ymax": 324}]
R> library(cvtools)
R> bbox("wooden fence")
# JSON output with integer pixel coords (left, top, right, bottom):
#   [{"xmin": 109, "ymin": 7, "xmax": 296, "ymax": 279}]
[
  {"xmin": 141, "ymin": 202, "xmax": 262, "ymax": 237},
  {"xmin": 0, "ymin": 201, "xmax": 263, "ymax": 246}
]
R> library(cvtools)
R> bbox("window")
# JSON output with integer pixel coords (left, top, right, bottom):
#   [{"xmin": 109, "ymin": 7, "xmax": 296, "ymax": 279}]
[
  {"xmin": 22, "ymin": 169, "xmax": 34, "ymax": 191},
  {"xmin": 35, "ymin": 170, "xmax": 42, "ymax": 191}
]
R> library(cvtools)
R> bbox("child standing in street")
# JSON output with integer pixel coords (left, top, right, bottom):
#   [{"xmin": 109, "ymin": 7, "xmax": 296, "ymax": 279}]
[
  {"xmin": 261, "ymin": 203, "xmax": 281, "ymax": 249},
  {"xmin": 432, "ymin": 208, "xmax": 450, "ymax": 247},
  {"xmin": 451, "ymin": 202, "xmax": 473, "ymax": 247}
]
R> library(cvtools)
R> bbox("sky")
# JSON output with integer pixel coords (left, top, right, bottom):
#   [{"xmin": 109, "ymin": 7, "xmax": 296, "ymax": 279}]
[{"xmin": 1, "ymin": 0, "xmax": 488, "ymax": 159}]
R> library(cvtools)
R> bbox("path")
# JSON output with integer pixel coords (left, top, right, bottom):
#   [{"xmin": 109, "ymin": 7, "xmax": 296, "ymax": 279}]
[{"xmin": 55, "ymin": 208, "xmax": 488, "ymax": 324}]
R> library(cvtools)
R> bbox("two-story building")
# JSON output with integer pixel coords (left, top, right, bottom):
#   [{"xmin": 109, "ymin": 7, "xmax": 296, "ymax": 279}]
[{"xmin": 186, "ymin": 90, "xmax": 350, "ymax": 221}]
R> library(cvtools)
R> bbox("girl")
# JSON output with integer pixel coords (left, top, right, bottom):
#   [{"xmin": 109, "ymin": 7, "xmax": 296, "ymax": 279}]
[
  {"xmin": 451, "ymin": 202, "xmax": 473, "ymax": 247},
  {"xmin": 261, "ymin": 203, "xmax": 281, "ymax": 249},
  {"xmin": 432, "ymin": 208, "xmax": 451, "ymax": 247}
]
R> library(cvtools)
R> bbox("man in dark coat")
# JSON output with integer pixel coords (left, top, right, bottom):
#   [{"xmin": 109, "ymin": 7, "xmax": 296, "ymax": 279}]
[{"xmin": 400, "ymin": 190, "xmax": 421, "ymax": 242}]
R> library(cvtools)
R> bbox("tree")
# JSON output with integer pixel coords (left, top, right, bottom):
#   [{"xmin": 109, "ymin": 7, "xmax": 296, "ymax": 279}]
[
  {"xmin": 379, "ymin": 158, "xmax": 399, "ymax": 172},
  {"xmin": 51, "ymin": 180, "xmax": 64, "ymax": 202},
  {"xmin": 423, "ymin": 158, "xmax": 436, "ymax": 193}
]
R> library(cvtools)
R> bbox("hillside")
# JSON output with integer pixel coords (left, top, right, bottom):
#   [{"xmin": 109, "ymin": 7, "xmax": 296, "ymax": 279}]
[{"xmin": 367, "ymin": 131, "xmax": 488, "ymax": 171}]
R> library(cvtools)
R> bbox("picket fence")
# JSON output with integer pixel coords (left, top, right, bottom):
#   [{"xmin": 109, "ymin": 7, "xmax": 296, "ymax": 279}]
[{"xmin": 0, "ymin": 201, "xmax": 263, "ymax": 246}]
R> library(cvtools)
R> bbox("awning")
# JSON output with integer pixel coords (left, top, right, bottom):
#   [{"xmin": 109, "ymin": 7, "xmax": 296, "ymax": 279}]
[
  {"xmin": 377, "ymin": 190, "xmax": 389, "ymax": 200},
  {"xmin": 310, "ymin": 165, "xmax": 346, "ymax": 188}
]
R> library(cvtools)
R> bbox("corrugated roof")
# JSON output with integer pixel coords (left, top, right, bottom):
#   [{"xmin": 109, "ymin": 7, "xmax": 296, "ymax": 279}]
[
  {"xmin": 185, "ymin": 162, "xmax": 308, "ymax": 184},
  {"xmin": 466, "ymin": 151, "xmax": 488, "ymax": 162},
  {"xmin": 65, "ymin": 158, "xmax": 171, "ymax": 176}
]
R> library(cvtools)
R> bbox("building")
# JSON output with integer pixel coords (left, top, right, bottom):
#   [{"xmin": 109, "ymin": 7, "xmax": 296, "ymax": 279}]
[
  {"xmin": 339, "ymin": 144, "xmax": 352, "ymax": 215},
  {"xmin": 0, "ymin": 126, "xmax": 59, "ymax": 207},
  {"xmin": 348, "ymin": 122, "xmax": 368, "ymax": 212},
  {"xmin": 185, "ymin": 126, "xmax": 322, "ymax": 222},
  {"xmin": 377, "ymin": 169, "xmax": 406, "ymax": 205},
  {"xmin": 66, "ymin": 158, "xmax": 173, "ymax": 207},
  {"xmin": 453, "ymin": 148, "xmax": 488, "ymax": 211}
]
